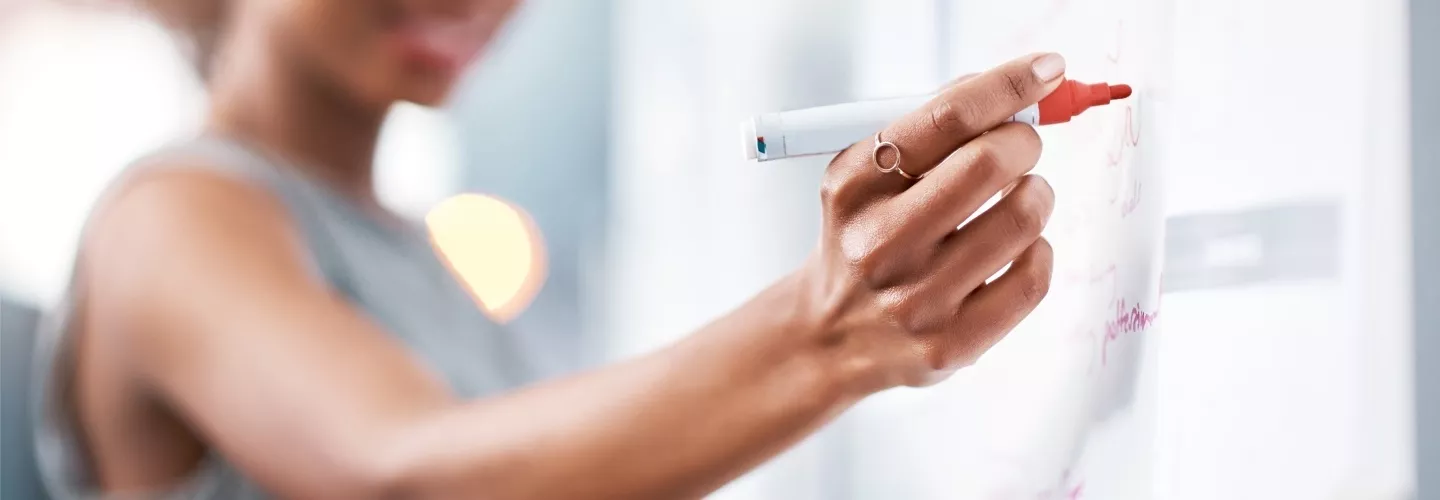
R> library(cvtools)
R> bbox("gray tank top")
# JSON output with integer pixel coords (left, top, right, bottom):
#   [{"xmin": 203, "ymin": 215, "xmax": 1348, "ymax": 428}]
[{"xmin": 31, "ymin": 135, "xmax": 537, "ymax": 499}]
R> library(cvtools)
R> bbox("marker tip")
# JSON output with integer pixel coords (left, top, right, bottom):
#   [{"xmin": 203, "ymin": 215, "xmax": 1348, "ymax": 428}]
[{"xmin": 1110, "ymin": 84, "xmax": 1133, "ymax": 99}]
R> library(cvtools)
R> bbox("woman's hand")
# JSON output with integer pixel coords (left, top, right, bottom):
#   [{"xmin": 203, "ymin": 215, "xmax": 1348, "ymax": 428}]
[{"xmin": 795, "ymin": 52, "xmax": 1067, "ymax": 394}]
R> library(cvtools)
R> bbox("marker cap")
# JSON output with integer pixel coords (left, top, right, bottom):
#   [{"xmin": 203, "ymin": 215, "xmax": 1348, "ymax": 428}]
[
  {"xmin": 1038, "ymin": 80, "xmax": 1134, "ymax": 125},
  {"xmin": 745, "ymin": 112, "xmax": 799, "ymax": 161},
  {"xmin": 741, "ymin": 118, "xmax": 759, "ymax": 160}
]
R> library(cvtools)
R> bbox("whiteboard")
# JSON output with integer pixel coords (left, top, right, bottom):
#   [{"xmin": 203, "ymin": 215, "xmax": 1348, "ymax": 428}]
[
  {"xmin": 606, "ymin": 0, "xmax": 1411, "ymax": 497},
  {"xmin": 929, "ymin": 0, "xmax": 1167, "ymax": 497},
  {"xmin": 909, "ymin": 0, "xmax": 1411, "ymax": 498},
  {"xmin": 835, "ymin": 1, "xmax": 1164, "ymax": 497}
]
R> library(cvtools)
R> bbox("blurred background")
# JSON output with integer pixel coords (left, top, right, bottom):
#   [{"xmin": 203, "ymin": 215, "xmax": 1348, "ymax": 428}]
[
  {"xmin": 0, "ymin": 0, "xmax": 899, "ymax": 497},
  {"xmin": 0, "ymin": 0, "xmax": 1433, "ymax": 499}
]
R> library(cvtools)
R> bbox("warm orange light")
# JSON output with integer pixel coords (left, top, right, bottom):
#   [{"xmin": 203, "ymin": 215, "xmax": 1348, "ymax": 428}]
[{"xmin": 425, "ymin": 194, "xmax": 547, "ymax": 323}]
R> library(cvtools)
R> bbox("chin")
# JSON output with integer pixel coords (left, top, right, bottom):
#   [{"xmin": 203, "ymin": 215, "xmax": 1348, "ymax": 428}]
[
  {"xmin": 394, "ymin": 76, "xmax": 461, "ymax": 108},
  {"xmin": 401, "ymin": 89, "xmax": 454, "ymax": 108}
]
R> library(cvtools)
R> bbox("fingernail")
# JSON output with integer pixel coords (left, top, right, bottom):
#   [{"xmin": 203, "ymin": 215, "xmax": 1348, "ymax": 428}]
[{"xmin": 1031, "ymin": 53, "xmax": 1066, "ymax": 82}]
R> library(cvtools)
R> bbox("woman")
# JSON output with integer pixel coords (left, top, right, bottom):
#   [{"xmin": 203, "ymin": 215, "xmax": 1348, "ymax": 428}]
[{"xmin": 33, "ymin": 0, "xmax": 1063, "ymax": 498}]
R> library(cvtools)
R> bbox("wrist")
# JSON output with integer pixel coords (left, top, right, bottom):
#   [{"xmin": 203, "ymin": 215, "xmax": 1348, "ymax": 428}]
[
  {"xmin": 768, "ymin": 261, "xmax": 890, "ymax": 403},
  {"xmin": 677, "ymin": 274, "xmax": 856, "ymax": 423},
  {"xmin": 688, "ymin": 261, "xmax": 889, "ymax": 416}
]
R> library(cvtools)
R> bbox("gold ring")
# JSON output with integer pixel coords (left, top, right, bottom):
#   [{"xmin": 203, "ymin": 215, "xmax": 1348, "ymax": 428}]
[
  {"xmin": 895, "ymin": 164, "xmax": 925, "ymax": 180},
  {"xmin": 872, "ymin": 133, "xmax": 900, "ymax": 173},
  {"xmin": 872, "ymin": 133, "xmax": 924, "ymax": 180}
]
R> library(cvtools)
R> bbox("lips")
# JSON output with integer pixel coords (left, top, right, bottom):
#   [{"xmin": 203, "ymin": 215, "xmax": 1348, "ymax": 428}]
[{"xmin": 392, "ymin": 16, "xmax": 490, "ymax": 73}]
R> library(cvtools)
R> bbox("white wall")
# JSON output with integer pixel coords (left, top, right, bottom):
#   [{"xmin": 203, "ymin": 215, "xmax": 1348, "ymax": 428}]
[
  {"xmin": 0, "ymin": 5, "xmax": 464, "ymax": 308},
  {"xmin": 605, "ymin": 1, "xmax": 856, "ymax": 497},
  {"xmin": 1156, "ymin": 0, "xmax": 1412, "ymax": 497},
  {"xmin": 0, "ymin": 5, "xmax": 205, "ymax": 305}
]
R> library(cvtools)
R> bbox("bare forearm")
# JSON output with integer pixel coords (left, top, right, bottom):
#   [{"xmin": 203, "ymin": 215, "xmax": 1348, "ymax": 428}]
[{"xmin": 386, "ymin": 274, "xmax": 855, "ymax": 499}]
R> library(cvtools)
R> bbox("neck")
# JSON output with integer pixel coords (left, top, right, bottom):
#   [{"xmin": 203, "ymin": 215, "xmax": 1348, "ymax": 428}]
[{"xmin": 206, "ymin": 38, "xmax": 390, "ymax": 203}]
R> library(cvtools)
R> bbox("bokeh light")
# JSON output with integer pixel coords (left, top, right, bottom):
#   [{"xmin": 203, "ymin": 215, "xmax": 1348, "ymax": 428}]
[{"xmin": 426, "ymin": 193, "xmax": 547, "ymax": 323}]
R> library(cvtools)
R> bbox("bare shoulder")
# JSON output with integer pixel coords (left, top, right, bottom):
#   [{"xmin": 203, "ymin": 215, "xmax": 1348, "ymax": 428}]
[
  {"xmin": 79, "ymin": 161, "xmax": 320, "ymax": 348},
  {"xmin": 84, "ymin": 161, "xmax": 312, "ymax": 282},
  {"xmin": 68, "ymin": 162, "xmax": 454, "ymax": 496}
]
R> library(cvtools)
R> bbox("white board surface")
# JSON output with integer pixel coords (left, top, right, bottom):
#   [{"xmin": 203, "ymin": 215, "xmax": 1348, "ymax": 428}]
[
  {"xmin": 607, "ymin": 0, "xmax": 1411, "ymax": 497},
  {"xmin": 927, "ymin": 0, "xmax": 1168, "ymax": 498},
  {"xmin": 922, "ymin": 0, "xmax": 1412, "ymax": 498}
]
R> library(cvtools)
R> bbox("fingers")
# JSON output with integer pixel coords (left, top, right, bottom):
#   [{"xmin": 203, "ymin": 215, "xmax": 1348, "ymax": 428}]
[
  {"xmin": 819, "ymin": 54, "xmax": 1063, "ymax": 221},
  {"xmin": 944, "ymin": 238, "xmax": 1054, "ymax": 367},
  {"xmin": 892, "ymin": 122, "xmax": 1042, "ymax": 243},
  {"xmin": 812, "ymin": 54, "xmax": 1064, "ymax": 386},
  {"xmin": 872, "ymin": 174, "xmax": 1053, "ymax": 334},
  {"xmin": 825, "ymin": 126, "xmax": 1040, "ymax": 290},
  {"xmin": 930, "ymin": 175, "xmax": 1054, "ymax": 302},
  {"xmin": 869, "ymin": 53, "xmax": 1066, "ymax": 188}
]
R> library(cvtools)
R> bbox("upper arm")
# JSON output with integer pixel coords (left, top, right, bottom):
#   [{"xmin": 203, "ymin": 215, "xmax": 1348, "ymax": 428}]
[{"xmin": 83, "ymin": 167, "xmax": 453, "ymax": 497}]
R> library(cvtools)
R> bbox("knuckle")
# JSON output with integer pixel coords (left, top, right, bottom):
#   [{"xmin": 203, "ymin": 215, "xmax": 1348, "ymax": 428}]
[
  {"xmin": 856, "ymin": 257, "xmax": 888, "ymax": 288},
  {"xmin": 1020, "ymin": 266, "xmax": 1052, "ymax": 304},
  {"xmin": 875, "ymin": 289, "xmax": 905, "ymax": 314},
  {"xmin": 877, "ymin": 290, "xmax": 917, "ymax": 328},
  {"xmin": 923, "ymin": 343, "xmax": 951, "ymax": 372},
  {"xmin": 1006, "ymin": 178, "xmax": 1054, "ymax": 235},
  {"xmin": 866, "ymin": 240, "xmax": 911, "ymax": 286},
  {"xmin": 820, "ymin": 166, "xmax": 863, "ymax": 210},
  {"xmin": 928, "ymin": 98, "xmax": 963, "ymax": 134},
  {"xmin": 1001, "ymin": 71, "xmax": 1030, "ymax": 102},
  {"xmin": 1020, "ymin": 241, "xmax": 1055, "ymax": 304},
  {"xmin": 966, "ymin": 142, "xmax": 1005, "ymax": 181},
  {"xmin": 896, "ymin": 308, "xmax": 932, "ymax": 336},
  {"xmin": 819, "ymin": 171, "xmax": 846, "ymax": 206},
  {"xmin": 929, "ymin": 334, "xmax": 980, "ymax": 372},
  {"xmin": 840, "ymin": 230, "xmax": 893, "ymax": 288},
  {"xmin": 1003, "ymin": 196, "xmax": 1046, "ymax": 237},
  {"xmin": 932, "ymin": 96, "xmax": 987, "ymax": 136},
  {"xmin": 878, "ymin": 288, "xmax": 932, "ymax": 334}
]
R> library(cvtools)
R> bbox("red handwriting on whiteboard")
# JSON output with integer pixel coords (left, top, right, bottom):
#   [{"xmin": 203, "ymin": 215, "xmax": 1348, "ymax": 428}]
[
  {"xmin": 1104, "ymin": 106, "xmax": 1141, "ymax": 167},
  {"xmin": 1102, "ymin": 298, "xmax": 1159, "ymax": 365},
  {"xmin": 1120, "ymin": 178, "xmax": 1143, "ymax": 216},
  {"xmin": 1105, "ymin": 105, "xmax": 1143, "ymax": 215}
]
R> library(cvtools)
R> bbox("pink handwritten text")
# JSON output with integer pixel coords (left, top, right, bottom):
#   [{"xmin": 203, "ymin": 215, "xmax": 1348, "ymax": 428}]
[{"xmin": 1102, "ymin": 298, "xmax": 1159, "ymax": 365}]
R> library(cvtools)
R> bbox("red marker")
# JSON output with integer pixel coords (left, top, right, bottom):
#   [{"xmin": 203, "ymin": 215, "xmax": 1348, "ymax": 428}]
[
  {"xmin": 743, "ymin": 78, "xmax": 1134, "ymax": 161},
  {"xmin": 1022, "ymin": 79, "xmax": 1133, "ymax": 125}
]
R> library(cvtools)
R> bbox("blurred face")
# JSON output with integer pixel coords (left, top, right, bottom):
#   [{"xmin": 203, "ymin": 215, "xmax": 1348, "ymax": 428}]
[{"xmin": 236, "ymin": 0, "xmax": 521, "ymax": 107}]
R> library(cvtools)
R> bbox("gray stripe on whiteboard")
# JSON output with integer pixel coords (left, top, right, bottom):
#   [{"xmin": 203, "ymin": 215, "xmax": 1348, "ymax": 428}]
[
  {"xmin": 1162, "ymin": 200, "xmax": 1340, "ymax": 292},
  {"xmin": 1413, "ymin": 0, "xmax": 1440, "ymax": 495}
]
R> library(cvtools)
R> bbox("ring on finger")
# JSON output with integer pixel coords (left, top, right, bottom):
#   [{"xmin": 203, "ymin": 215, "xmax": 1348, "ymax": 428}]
[{"xmin": 872, "ymin": 133, "xmax": 925, "ymax": 180}]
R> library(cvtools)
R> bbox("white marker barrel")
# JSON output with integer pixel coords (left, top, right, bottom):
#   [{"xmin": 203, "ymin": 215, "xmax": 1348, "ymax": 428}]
[{"xmin": 742, "ymin": 96, "xmax": 1040, "ymax": 162}]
